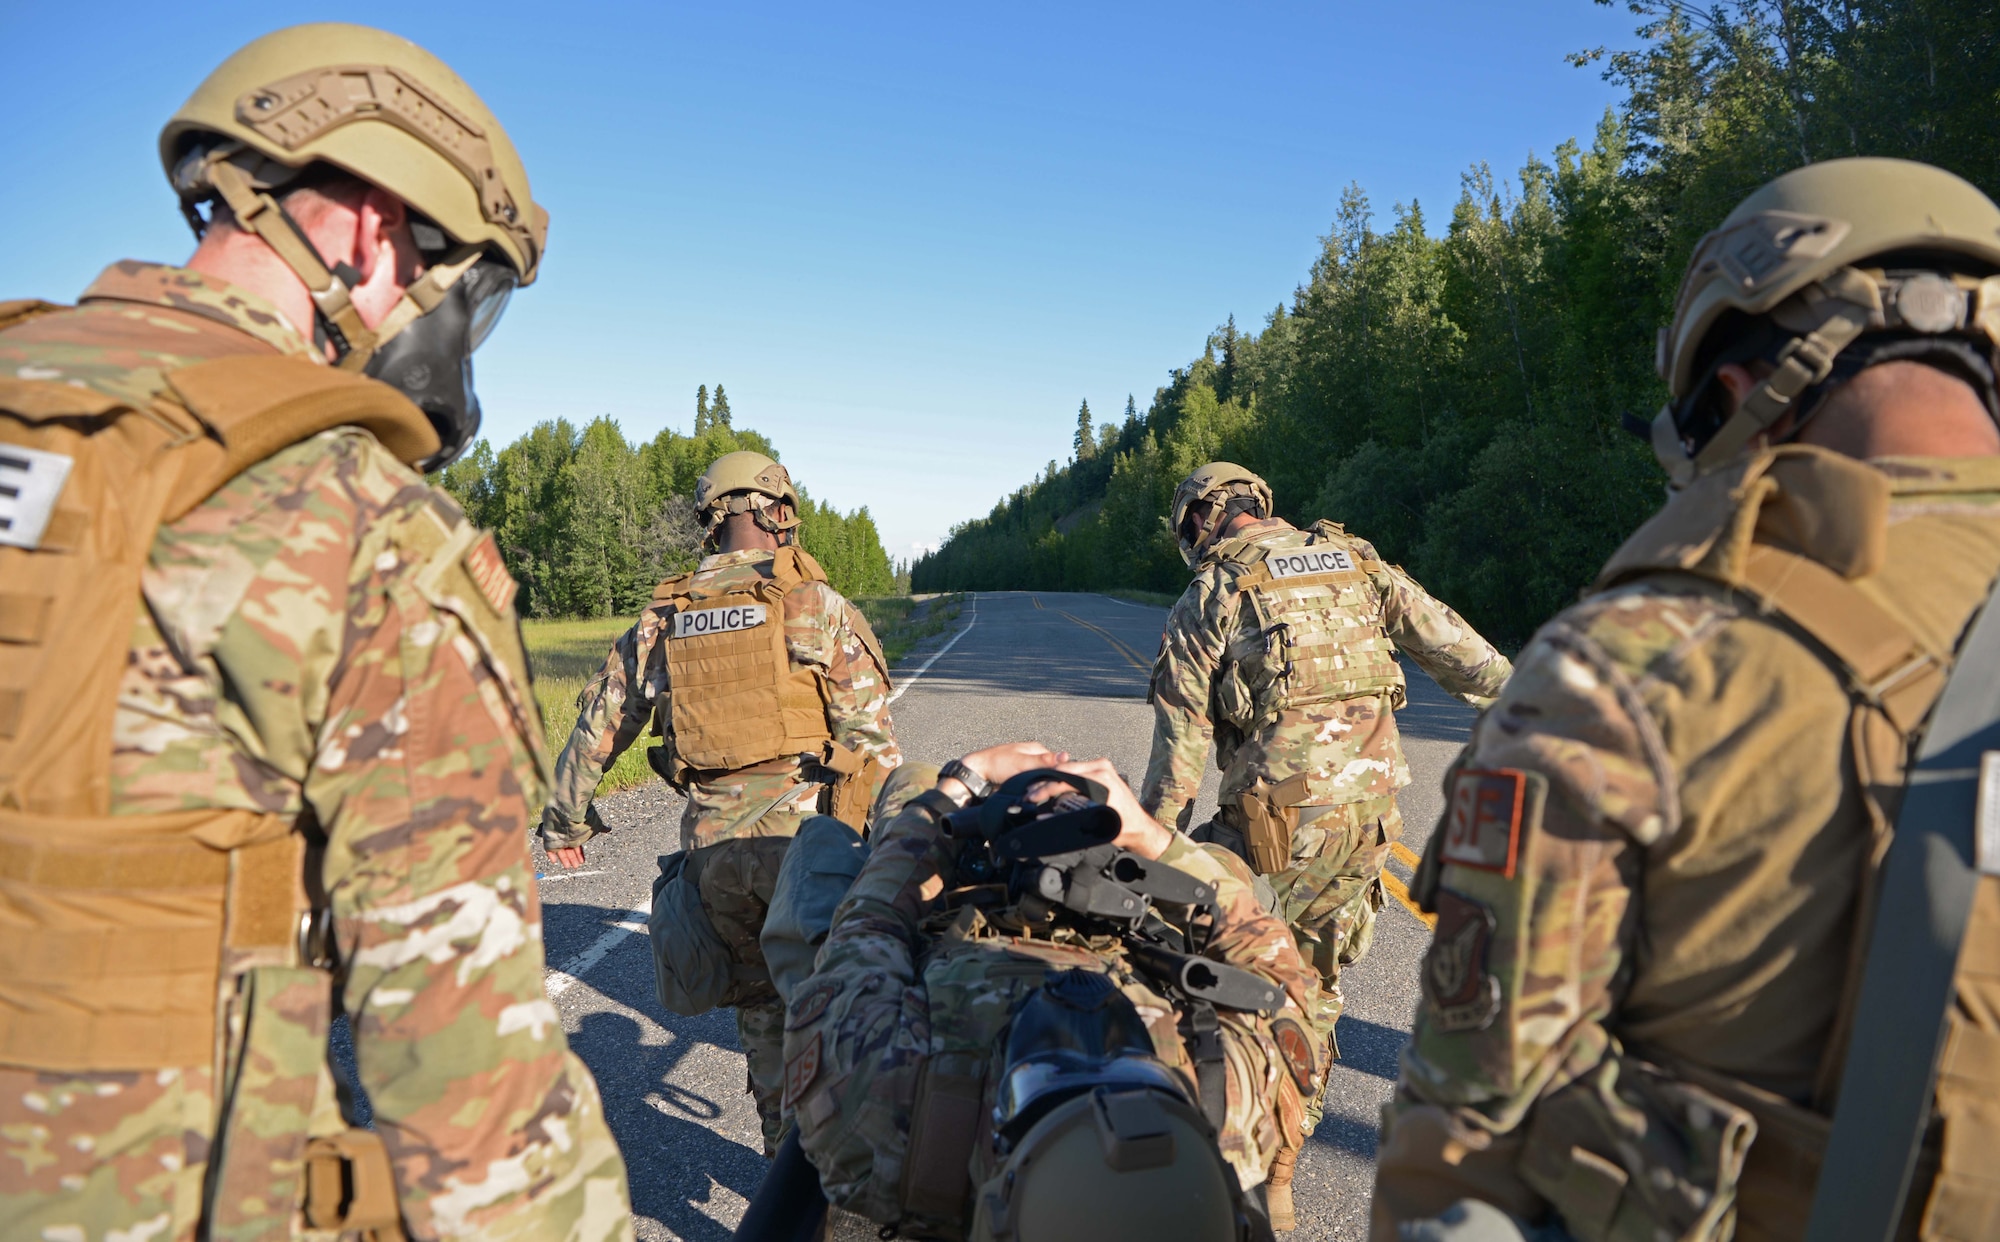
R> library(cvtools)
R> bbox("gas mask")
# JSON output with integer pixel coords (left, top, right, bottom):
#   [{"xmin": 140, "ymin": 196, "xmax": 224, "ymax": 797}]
[{"xmin": 364, "ymin": 248, "xmax": 516, "ymax": 471}]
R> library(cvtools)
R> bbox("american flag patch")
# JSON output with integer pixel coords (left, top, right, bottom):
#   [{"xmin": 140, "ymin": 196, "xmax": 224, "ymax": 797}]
[{"xmin": 463, "ymin": 532, "xmax": 516, "ymax": 616}]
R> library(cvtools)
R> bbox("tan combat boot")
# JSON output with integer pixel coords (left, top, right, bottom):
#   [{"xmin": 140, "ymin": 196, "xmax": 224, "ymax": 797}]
[{"xmin": 1266, "ymin": 1143, "xmax": 1299, "ymax": 1231}]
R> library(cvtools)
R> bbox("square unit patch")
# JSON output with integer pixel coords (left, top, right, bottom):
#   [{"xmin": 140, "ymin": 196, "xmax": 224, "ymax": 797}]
[
  {"xmin": 782, "ymin": 1031, "xmax": 823, "ymax": 1111},
  {"xmin": 1441, "ymin": 768, "xmax": 1527, "ymax": 876},
  {"xmin": 462, "ymin": 531, "xmax": 516, "ymax": 616}
]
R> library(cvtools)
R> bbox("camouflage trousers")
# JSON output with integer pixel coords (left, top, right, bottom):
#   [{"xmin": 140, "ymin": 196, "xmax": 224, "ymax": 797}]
[
  {"xmin": 1202, "ymin": 793, "xmax": 1401, "ymax": 1128},
  {"xmin": 690, "ymin": 833, "xmax": 796, "ymax": 1156}
]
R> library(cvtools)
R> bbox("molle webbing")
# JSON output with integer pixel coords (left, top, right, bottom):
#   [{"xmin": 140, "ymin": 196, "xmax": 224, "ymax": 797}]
[
  {"xmin": 0, "ymin": 349, "xmax": 436, "ymax": 1072},
  {"xmin": 1229, "ymin": 526, "xmax": 1403, "ymax": 713},
  {"xmin": 657, "ymin": 547, "xmax": 836, "ymax": 776},
  {"xmin": 0, "ymin": 355, "xmax": 437, "ymax": 813},
  {"xmin": 0, "ymin": 807, "xmax": 295, "ymax": 1071}
]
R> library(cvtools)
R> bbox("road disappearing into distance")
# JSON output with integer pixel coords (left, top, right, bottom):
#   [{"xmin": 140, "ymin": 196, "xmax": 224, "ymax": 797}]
[{"xmin": 530, "ymin": 591, "xmax": 1480, "ymax": 1241}]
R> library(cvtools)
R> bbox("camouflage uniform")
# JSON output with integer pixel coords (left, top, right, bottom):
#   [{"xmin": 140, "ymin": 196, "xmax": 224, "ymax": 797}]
[
  {"xmin": 1142, "ymin": 517, "xmax": 1510, "ymax": 1062},
  {"xmin": 0, "ymin": 263, "xmax": 632, "ymax": 1240},
  {"xmin": 784, "ymin": 773, "xmax": 1322, "ymax": 1238},
  {"xmin": 541, "ymin": 555, "xmax": 899, "ymax": 1151},
  {"xmin": 1375, "ymin": 449, "xmax": 2000, "ymax": 1241}
]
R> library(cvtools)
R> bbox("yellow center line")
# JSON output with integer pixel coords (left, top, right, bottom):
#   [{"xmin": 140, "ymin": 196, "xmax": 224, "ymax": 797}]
[
  {"xmin": 1057, "ymin": 609, "xmax": 1152, "ymax": 673},
  {"xmin": 1381, "ymin": 869, "xmax": 1437, "ymax": 931},
  {"xmin": 1031, "ymin": 596, "xmax": 1044, "ymax": 609},
  {"xmin": 1390, "ymin": 841, "xmax": 1422, "ymax": 870}
]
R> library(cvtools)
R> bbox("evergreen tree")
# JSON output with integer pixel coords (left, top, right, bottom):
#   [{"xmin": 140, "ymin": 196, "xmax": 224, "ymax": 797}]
[
  {"xmin": 1073, "ymin": 399, "xmax": 1095, "ymax": 460},
  {"xmin": 694, "ymin": 384, "xmax": 710, "ymax": 435},
  {"xmin": 712, "ymin": 384, "xmax": 733, "ymax": 429},
  {"xmin": 914, "ymin": 1, "xmax": 2000, "ymax": 643}
]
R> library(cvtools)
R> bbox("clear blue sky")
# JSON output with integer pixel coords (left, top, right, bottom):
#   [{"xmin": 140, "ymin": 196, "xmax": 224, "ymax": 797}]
[{"xmin": 2, "ymin": 2, "xmax": 1635, "ymax": 562}]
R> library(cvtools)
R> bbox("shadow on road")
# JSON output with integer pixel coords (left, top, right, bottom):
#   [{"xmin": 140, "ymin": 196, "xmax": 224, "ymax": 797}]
[
  {"xmin": 1311, "ymin": 1110, "xmax": 1384, "ymax": 1163},
  {"xmin": 576, "ymin": 1009, "xmax": 767, "ymax": 1242},
  {"xmin": 1332, "ymin": 1015, "xmax": 1408, "ymax": 1084}
]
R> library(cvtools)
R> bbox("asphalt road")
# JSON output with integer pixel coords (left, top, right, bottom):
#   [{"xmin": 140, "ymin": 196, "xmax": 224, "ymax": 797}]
[{"xmin": 528, "ymin": 590, "xmax": 1477, "ymax": 1241}]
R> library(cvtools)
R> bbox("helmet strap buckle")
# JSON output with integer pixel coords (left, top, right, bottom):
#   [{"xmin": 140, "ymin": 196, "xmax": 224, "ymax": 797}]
[{"xmin": 205, "ymin": 152, "xmax": 379, "ymax": 369}]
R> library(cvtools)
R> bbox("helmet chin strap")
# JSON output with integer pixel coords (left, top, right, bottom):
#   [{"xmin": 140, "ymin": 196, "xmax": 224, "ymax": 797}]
[
  {"xmin": 204, "ymin": 155, "xmax": 379, "ymax": 370},
  {"xmin": 201, "ymin": 149, "xmax": 466, "ymax": 372}
]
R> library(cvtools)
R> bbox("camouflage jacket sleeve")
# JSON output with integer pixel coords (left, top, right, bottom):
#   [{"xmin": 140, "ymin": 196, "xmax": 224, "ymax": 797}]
[
  {"xmin": 785, "ymin": 792, "xmax": 950, "ymax": 1219},
  {"xmin": 1155, "ymin": 836, "xmax": 1323, "ymax": 1184},
  {"xmin": 1143, "ymin": 575, "xmax": 1230, "ymax": 826},
  {"xmin": 1375, "ymin": 588, "xmax": 1664, "ymax": 1231},
  {"xmin": 179, "ymin": 434, "xmax": 630, "ymax": 1239},
  {"xmin": 542, "ymin": 609, "xmax": 669, "ymax": 848},
  {"xmin": 786, "ymin": 584, "xmax": 901, "ymax": 767},
  {"xmin": 1363, "ymin": 541, "xmax": 1512, "ymax": 706}
]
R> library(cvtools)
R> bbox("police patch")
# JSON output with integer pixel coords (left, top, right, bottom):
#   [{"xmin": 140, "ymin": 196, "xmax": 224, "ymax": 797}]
[
  {"xmin": 782, "ymin": 1031, "xmax": 822, "ymax": 1111},
  {"xmin": 786, "ymin": 978, "xmax": 842, "ymax": 1030},
  {"xmin": 1424, "ymin": 889, "xmax": 1500, "ymax": 1033},
  {"xmin": 1269, "ymin": 1015, "xmax": 1320, "ymax": 1093},
  {"xmin": 461, "ymin": 530, "xmax": 516, "ymax": 616},
  {"xmin": 1441, "ymin": 768, "xmax": 1526, "ymax": 877},
  {"xmin": 1265, "ymin": 546, "xmax": 1356, "ymax": 579},
  {"xmin": 673, "ymin": 603, "xmax": 768, "ymax": 639}
]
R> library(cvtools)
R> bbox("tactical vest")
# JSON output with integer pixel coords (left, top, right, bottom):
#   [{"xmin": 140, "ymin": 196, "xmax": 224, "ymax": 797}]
[
  {"xmin": 652, "ymin": 547, "xmax": 842, "ymax": 778},
  {"xmin": 1217, "ymin": 519, "xmax": 1406, "ymax": 721},
  {"xmin": 0, "ymin": 300, "xmax": 443, "ymax": 1076},
  {"xmin": 1593, "ymin": 445, "xmax": 2000, "ymax": 1241}
]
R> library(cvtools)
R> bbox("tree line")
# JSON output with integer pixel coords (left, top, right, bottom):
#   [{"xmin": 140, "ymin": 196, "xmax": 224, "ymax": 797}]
[
  {"xmin": 912, "ymin": 0, "xmax": 2000, "ymax": 646},
  {"xmin": 436, "ymin": 392, "xmax": 899, "ymax": 618}
]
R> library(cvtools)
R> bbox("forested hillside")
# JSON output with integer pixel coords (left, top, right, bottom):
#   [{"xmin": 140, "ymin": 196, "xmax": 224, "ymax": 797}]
[
  {"xmin": 436, "ymin": 384, "xmax": 897, "ymax": 617},
  {"xmin": 913, "ymin": 0, "xmax": 2000, "ymax": 645}
]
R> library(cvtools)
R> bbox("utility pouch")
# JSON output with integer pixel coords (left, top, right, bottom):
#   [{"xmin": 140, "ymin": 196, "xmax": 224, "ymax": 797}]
[
  {"xmin": 302, "ymin": 1128, "xmax": 408, "ymax": 1241},
  {"xmin": 1517, "ymin": 1049, "xmax": 1756, "ymax": 1242},
  {"xmin": 818, "ymin": 740, "xmax": 883, "ymax": 831},
  {"xmin": 647, "ymin": 850, "xmax": 734, "ymax": 1016},
  {"xmin": 901, "ymin": 1055, "xmax": 986, "ymax": 1230},
  {"xmin": 1226, "ymin": 774, "xmax": 1313, "ymax": 876}
]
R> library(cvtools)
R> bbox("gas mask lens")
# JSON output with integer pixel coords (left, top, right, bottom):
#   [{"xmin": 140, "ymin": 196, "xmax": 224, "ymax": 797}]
[{"xmin": 460, "ymin": 259, "xmax": 516, "ymax": 351}]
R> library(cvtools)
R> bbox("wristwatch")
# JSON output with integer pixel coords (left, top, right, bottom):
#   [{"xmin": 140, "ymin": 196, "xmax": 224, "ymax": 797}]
[{"xmin": 937, "ymin": 757, "xmax": 992, "ymax": 803}]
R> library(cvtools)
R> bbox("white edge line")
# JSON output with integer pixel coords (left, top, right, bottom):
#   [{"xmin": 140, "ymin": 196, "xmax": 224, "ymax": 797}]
[
  {"xmin": 534, "ymin": 868, "xmax": 607, "ymax": 884},
  {"xmin": 888, "ymin": 593, "xmax": 978, "ymax": 704},
  {"xmin": 545, "ymin": 903, "xmax": 651, "ymax": 998},
  {"xmin": 1094, "ymin": 593, "xmax": 1163, "ymax": 610}
]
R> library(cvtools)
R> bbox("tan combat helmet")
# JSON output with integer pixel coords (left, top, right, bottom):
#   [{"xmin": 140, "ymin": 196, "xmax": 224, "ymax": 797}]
[
  {"xmin": 970, "ymin": 1089, "xmax": 1244, "ymax": 1242},
  {"xmin": 695, "ymin": 451, "xmax": 802, "ymax": 541},
  {"xmin": 1652, "ymin": 157, "xmax": 2000, "ymax": 485},
  {"xmin": 162, "ymin": 26, "xmax": 546, "ymax": 363},
  {"xmin": 1170, "ymin": 462, "xmax": 1273, "ymax": 566}
]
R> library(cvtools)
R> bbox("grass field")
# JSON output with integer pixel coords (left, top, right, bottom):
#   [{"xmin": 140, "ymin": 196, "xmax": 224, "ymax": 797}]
[{"xmin": 523, "ymin": 592, "xmax": 967, "ymax": 798}]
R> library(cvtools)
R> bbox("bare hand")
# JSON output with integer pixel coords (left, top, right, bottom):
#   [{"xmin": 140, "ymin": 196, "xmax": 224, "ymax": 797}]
[
  {"xmin": 548, "ymin": 845, "xmax": 587, "ymax": 870},
  {"xmin": 1054, "ymin": 757, "xmax": 1174, "ymax": 860},
  {"xmin": 939, "ymin": 741, "xmax": 1071, "ymax": 803}
]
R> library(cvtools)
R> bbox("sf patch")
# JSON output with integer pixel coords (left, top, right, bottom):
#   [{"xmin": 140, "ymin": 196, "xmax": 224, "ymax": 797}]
[
  {"xmin": 1268, "ymin": 1015, "xmax": 1320, "ymax": 1094},
  {"xmin": 782, "ymin": 1031, "xmax": 823, "ymax": 1111},
  {"xmin": 1423, "ymin": 889, "xmax": 1500, "ymax": 1033},
  {"xmin": 786, "ymin": 977, "xmax": 842, "ymax": 1030},
  {"xmin": 1441, "ymin": 768, "xmax": 1530, "ymax": 877},
  {"xmin": 462, "ymin": 530, "xmax": 517, "ymax": 616}
]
